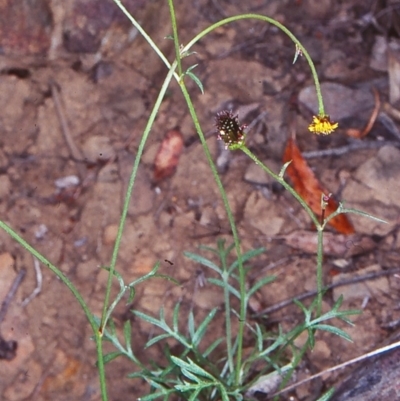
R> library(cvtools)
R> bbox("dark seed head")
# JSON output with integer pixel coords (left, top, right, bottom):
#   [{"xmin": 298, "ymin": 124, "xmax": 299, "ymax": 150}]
[{"xmin": 215, "ymin": 110, "xmax": 245, "ymax": 147}]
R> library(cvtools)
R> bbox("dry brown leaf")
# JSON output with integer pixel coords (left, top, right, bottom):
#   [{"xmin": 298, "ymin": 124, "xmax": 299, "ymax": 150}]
[
  {"xmin": 283, "ymin": 137, "xmax": 355, "ymax": 234},
  {"xmin": 154, "ymin": 129, "xmax": 184, "ymax": 182}
]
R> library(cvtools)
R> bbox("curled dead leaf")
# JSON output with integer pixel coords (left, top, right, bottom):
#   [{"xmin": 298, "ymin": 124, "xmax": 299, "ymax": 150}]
[
  {"xmin": 154, "ymin": 129, "xmax": 184, "ymax": 182},
  {"xmin": 283, "ymin": 137, "xmax": 354, "ymax": 234}
]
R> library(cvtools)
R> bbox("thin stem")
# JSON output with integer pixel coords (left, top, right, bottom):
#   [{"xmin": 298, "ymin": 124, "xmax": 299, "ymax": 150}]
[
  {"xmin": 0, "ymin": 220, "xmax": 108, "ymax": 400},
  {"xmin": 219, "ymin": 242, "xmax": 234, "ymax": 374},
  {"xmin": 168, "ymin": 0, "xmax": 183, "ymax": 77},
  {"xmin": 316, "ymin": 228, "xmax": 324, "ymax": 316},
  {"xmin": 178, "ymin": 83, "xmax": 245, "ymax": 385},
  {"xmin": 240, "ymin": 147, "xmax": 325, "ymax": 315},
  {"xmin": 181, "ymin": 14, "xmax": 325, "ymax": 115},
  {"xmin": 240, "ymin": 147, "xmax": 320, "ymax": 228},
  {"xmin": 112, "ymin": 0, "xmax": 179, "ymax": 81},
  {"xmin": 100, "ymin": 64, "xmax": 178, "ymax": 333}
]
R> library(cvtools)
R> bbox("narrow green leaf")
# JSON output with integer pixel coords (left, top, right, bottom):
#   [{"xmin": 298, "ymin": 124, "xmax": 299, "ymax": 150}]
[
  {"xmin": 188, "ymin": 310, "xmax": 195, "ymax": 340},
  {"xmin": 103, "ymin": 351, "xmax": 123, "ymax": 364},
  {"xmin": 316, "ymin": 387, "xmax": 335, "ymax": 401},
  {"xmin": 128, "ymin": 286, "xmax": 136, "ymax": 303},
  {"xmin": 188, "ymin": 387, "xmax": 202, "ymax": 401},
  {"xmin": 180, "ymin": 369, "xmax": 203, "ymax": 384},
  {"xmin": 334, "ymin": 205, "xmax": 388, "ymax": 224},
  {"xmin": 138, "ymin": 390, "xmax": 172, "ymax": 401},
  {"xmin": 173, "ymin": 303, "xmax": 181, "ymax": 334},
  {"xmin": 123, "ymin": 320, "xmax": 132, "ymax": 351},
  {"xmin": 197, "ymin": 244, "xmax": 220, "ymax": 256},
  {"xmin": 220, "ymin": 385, "xmax": 230, "ymax": 401},
  {"xmin": 314, "ymin": 324, "xmax": 353, "ymax": 342},
  {"xmin": 255, "ymin": 323, "xmax": 263, "ymax": 351},
  {"xmin": 228, "ymin": 247, "xmax": 266, "ymax": 273},
  {"xmin": 145, "ymin": 333, "xmax": 171, "ymax": 348},
  {"xmin": 192, "ymin": 308, "xmax": 218, "ymax": 345},
  {"xmin": 207, "ymin": 278, "xmax": 241, "ymax": 299},
  {"xmin": 247, "ymin": 275, "xmax": 276, "ymax": 296},
  {"xmin": 183, "ymin": 252, "xmax": 222, "ymax": 274},
  {"xmin": 308, "ymin": 327, "xmax": 315, "ymax": 348},
  {"xmin": 107, "ymin": 318, "xmax": 117, "ymax": 336},
  {"xmin": 293, "ymin": 299, "xmax": 310, "ymax": 321},
  {"xmin": 185, "ymin": 65, "xmax": 204, "ymax": 94},
  {"xmin": 171, "ymin": 356, "xmax": 215, "ymax": 380},
  {"xmin": 203, "ymin": 338, "xmax": 224, "ymax": 358},
  {"xmin": 133, "ymin": 310, "xmax": 166, "ymax": 329}
]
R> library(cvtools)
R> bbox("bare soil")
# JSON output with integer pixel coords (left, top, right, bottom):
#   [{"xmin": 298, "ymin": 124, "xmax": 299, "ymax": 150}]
[{"xmin": 1, "ymin": 1, "xmax": 400, "ymax": 400}]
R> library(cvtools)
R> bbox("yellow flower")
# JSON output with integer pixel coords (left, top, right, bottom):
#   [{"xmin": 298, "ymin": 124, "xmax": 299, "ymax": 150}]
[{"xmin": 308, "ymin": 115, "xmax": 338, "ymax": 135}]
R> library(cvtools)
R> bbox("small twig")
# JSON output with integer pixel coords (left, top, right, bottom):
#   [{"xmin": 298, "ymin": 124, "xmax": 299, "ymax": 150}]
[
  {"xmin": 246, "ymin": 110, "xmax": 268, "ymax": 133},
  {"xmin": 270, "ymin": 339, "xmax": 400, "ymax": 398},
  {"xmin": 248, "ymin": 257, "xmax": 289, "ymax": 280},
  {"xmin": 21, "ymin": 360, "xmax": 53, "ymax": 401},
  {"xmin": 382, "ymin": 101, "xmax": 400, "ymax": 123},
  {"xmin": 211, "ymin": 0, "xmax": 227, "ymax": 18},
  {"xmin": 0, "ymin": 268, "xmax": 26, "ymax": 325},
  {"xmin": 51, "ymin": 81, "xmax": 86, "ymax": 178},
  {"xmin": 21, "ymin": 258, "xmax": 42, "ymax": 307},
  {"xmin": 302, "ymin": 140, "xmax": 400, "ymax": 159},
  {"xmin": 378, "ymin": 110, "xmax": 400, "ymax": 140},
  {"xmin": 345, "ymin": 88, "xmax": 380, "ymax": 138},
  {"xmin": 255, "ymin": 266, "xmax": 400, "ymax": 317}
]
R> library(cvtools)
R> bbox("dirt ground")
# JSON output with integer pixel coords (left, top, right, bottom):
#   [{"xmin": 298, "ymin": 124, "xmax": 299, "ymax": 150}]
[{"xmin": 1, "ymin": 0, "xmax": 400, "ymax": 400}]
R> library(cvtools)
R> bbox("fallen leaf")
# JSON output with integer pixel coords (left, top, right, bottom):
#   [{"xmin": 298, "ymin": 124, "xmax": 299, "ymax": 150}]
[
  {"xmin": 279, "ymin": 230, "xmax": 377, "ymax": 257},
  {"xmin": 154, "ymin": 129, "xmax": 184, "ymax": 182},
  {"xmin": 283, "ymin": 137, "xmax": 355, "ymax": 234}
]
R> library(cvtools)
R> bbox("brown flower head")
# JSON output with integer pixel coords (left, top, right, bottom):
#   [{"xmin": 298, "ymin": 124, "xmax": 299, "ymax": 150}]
[{"xmin": 215, "ymin": 110, "xmax": 246, "ymax": 148}]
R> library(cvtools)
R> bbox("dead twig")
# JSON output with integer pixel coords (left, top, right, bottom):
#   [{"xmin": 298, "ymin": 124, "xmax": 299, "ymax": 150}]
[
  {"xmin": 378, "ymin": 110, "xmax": 400, "ymax": 140},
  {"xmin": 0, "ymin": 268, "xmax": 26, "ymax": 325},
  {"xmin": 270, "ymin": 339, "xmax": 400, "ymax": 398},
  {"xmin": 302, "ymin": 140, "xmax": 400, "ymax": 159},
  {"xmin": 51, "ymin": 81, "xmax": 86, "ymax": 178},
  {"xmin": 21, "ymin": 257, "xmax": 42, "ymax": 307},
  {"xmin": 0, "ymin": 268, "xmax": 26, "ymax": 361},
  {"xmin": 345, "ymin": 88, "xmax": 381, "ymax": 138},
  {"xmin": 255, "ymin": 266, "xmax": 400, "ymax": 317}
]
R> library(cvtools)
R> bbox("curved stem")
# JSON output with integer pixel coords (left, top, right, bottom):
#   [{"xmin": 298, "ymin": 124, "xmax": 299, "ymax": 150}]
[
  {"xmin": 182, "ymin": 14, "xmax": 325, "ymax": 115},
  {"xmin": 240, "ymin": 147, "xmax": 320, "ymax": 228},
  {"xmin": 0, "ymin": 220, "xmax": 108, "ymax": 400},
  {"xmin": 240, "ymin": 147, "xmax": 325, "ymax": 315},
  {"xmin": 112, "ymin": 0, "xmax": 179, "ymax": 81},
  {"xmin": 100, "ymin": 64, "xmax": 178, "ymax": 332},
  {"xmin": 178, "ymin": 82, "xmax": 245, "ymax": 384}
]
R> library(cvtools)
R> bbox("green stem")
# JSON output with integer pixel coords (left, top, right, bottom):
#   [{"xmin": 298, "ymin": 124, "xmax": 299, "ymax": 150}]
[
  {"xmin": 240, "ymin": 147, "xmax": 320, "ymax": 228},
  {"xmin": 112, "ymin": 0, "xmax": 179, "ymax": 80},
  {"xmin": 100, "ymin": 64, "xmax": 177, "ymax": 332},
  {"xmin": 168, "ymin": 0, "xmax": 183, "ymax": 77},
  {"xmin": 0, "ymin": 220, "xmax": 108, "ymax": 400},
  {"xmin": 219, "ymin": 242, "xmax": 234, "ymax": 374},
  {"xmin": 178, "ymin": 83, "xmax": 245, "ymax": 385},
  {"xmin": 316, "ymin": 227, "xmax": 324, "ymax": 316},
  {"xmin": 181, "ymin": 14, "xmax": 325, "ymax": 116},
  {"xmin": 241, "ymin": 147, "xmax": 325, "ymax": 315}
]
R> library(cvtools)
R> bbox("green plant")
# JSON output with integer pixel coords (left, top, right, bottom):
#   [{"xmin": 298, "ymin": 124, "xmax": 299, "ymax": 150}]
[{"xmin": 0, "ymin": 1, "xmax": 386, "ymax": 401}]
